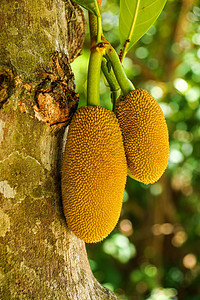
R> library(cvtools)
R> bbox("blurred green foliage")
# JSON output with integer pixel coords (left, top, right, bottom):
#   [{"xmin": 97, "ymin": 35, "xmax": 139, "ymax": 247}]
[{"xmin": 71, "ymin": 0, "xmax": 200, "ymax": 299}]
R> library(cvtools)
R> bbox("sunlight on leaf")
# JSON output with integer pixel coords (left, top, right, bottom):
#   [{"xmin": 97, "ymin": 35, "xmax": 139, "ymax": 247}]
[
  {"xmin": 119, "ymin": 0, "xmax": 167, "ymax": 58},
  {"xmin": 73, "ymin": 0, "xmax": 100, "ymax": 16}
]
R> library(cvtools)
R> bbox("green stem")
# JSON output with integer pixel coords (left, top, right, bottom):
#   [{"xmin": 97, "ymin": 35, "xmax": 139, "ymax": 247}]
[
  {"xmin": 101, "ymin": 58, "xmax": 121, "ymax": 111},
  {"xmin": 88, "ymin": 13, "xmax": 103, "ymax": 44},
  {"xmin": 89, "ymin": 12, "xmax": 97, "ymax": 40},
  {"xmin": 87, "ymin": 47, "xmax": 103, "ymax": 106},
  {"xmin": 101, "ymin": 58, "xmax": 120, "ymax": 92},
  {"xmin": 111, "ymin": 90, "xmax": 121, "ymax": 111},
  {"xmin": 105, "ymin": 44, "xmax": 134, "ymax": 96},
  {"xmin": 121, "ymin": 0, "xmax": 140, "ymax": 63},
  {"xmin": 97, "ymin": 16, "xmax": 103, "ymax": 43}
]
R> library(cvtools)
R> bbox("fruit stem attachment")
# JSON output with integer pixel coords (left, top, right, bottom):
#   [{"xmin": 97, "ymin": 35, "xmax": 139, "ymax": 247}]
[
  {"xmin": 105, "ymin": 44, "xmax": 134, "ymax": 96},
  {"xmin": 87, "ymin": 46, "xmax": 104, "ymax": 106},
  {"xmin": 111, "ymin": 90, "xmax": 121, "ymax": 112}
]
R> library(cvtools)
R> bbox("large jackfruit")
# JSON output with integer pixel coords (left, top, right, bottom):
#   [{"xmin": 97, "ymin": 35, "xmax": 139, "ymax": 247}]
[
  {"xmin": 62, "ymin": 105, "xmax": 127, "ymax": 243},
  {"xmin": 115, "ymin": 89, "xmax": 169, "ymax": 184}
]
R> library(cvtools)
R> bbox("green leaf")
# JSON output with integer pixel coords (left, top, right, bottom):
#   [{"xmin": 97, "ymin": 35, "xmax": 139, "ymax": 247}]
[
  {"xmin": 119, "ymin": 0, "xmax": 167, "ymax": 56},
  {"xmin": 73, "ymin": 0, "xmax": 100, "ymax": 17}
]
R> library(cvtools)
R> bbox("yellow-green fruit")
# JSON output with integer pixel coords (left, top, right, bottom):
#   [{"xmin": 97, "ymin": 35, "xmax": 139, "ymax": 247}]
[
  {"xmin": 61, "ymin": 105, "xmax": 127, "ymax": 243},
  {"xmin": 115, "ymin": 89, "xmax": 169, "ymax": 184}
]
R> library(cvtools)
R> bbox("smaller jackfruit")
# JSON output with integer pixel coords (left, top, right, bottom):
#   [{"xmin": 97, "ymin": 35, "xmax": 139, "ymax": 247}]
[
  {"xmin": 115, "ymin": 89, "xmax": 169, "ymax": 184},
  {"xmin": 62, "ymin": 105, "xmax": 127, "ymax": 243}
]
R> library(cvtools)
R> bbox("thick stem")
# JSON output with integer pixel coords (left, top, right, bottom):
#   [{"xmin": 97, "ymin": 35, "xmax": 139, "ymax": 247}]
[
  {"xmin": 105, "ymin": 44, "xmax": 134, "ymax": 96},
  {"xmin": 87, "ymin": 47, "xmax": 103, "ymax": 106}
]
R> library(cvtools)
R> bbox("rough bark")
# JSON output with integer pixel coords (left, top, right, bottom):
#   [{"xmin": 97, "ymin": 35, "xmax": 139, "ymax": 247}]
[{"xmin": 0, "ymin": 0, "xmax": 118, "ymax": 299}]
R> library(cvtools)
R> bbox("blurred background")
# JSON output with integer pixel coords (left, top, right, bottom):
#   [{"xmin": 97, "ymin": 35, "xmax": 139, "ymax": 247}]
[{"xmin": 71, "ymin": 0, "xmax": 200, "ymax": 299}]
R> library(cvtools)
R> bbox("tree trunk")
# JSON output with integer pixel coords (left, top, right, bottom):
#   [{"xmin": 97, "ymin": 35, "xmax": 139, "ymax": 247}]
[{"xmin": 0, "ymin": 1, "xmax": 118, "ymax": 298}]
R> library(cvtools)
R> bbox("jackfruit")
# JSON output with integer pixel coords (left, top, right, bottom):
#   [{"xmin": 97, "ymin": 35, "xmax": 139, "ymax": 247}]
[
  {"xmin": 61, "ymin": 105, "xmax": 127, "ymax": 243},
  {"xmin": 115, "ymin": 88, "xmax": 169, "ymax": 184}
]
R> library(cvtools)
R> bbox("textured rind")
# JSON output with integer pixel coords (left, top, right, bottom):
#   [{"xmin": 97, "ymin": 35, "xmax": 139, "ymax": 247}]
[
  {"xmin": 115, "ymin": 89, "xmax": 169, "ymax": 184},
  {"xmin": 61, "ymin": 105, "xmax": 127, "ymax": 243}
]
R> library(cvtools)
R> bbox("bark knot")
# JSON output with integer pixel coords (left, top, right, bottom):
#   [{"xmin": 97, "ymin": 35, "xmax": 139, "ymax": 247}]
[
  {"xmin": 0, "ymin": 65, "xmax": 15, "ymax": 106},
  {"xmin": 34, "ymin": 52, "xmax": 79, "ymax": 128}
]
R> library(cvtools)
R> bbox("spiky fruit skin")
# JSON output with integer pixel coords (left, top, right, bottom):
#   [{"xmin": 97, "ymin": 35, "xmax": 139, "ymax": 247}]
[
  {"xmin": 115, "ymin": 89, "xmax": 169, "ymax": 184},
  {"xmin": 61, "ymin": 105, "xmax": 127, "ymax": 243}
]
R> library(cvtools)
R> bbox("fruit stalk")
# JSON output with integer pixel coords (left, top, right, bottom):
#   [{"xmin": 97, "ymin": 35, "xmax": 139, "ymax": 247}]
[
  {"xmin": 101, "ymin": 58, "xmax": 120, "ymax": 92},
  {"xmin": 87, "ymin": 45, "xmax": 104, "ymax": 106},
  {"xmin": 101, "ymin": 58, "xmax": 121, "ymax": 110},
  {"xmin": 105, "ymin": 44, "xmax": 134, "ymax": 96}
]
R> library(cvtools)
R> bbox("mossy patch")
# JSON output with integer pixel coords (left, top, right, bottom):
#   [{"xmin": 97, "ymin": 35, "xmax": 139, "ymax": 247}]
[
  {"xmin": 0, "ymin": 0, "xmax": 68, "ymax": 82},
  {"xmin": 0, "ymin": 208, "xmax": 10, "ymax": 237},
  {"xmin": 0, "ymin": 152, "xmax": 44, "ymax": 202}
]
